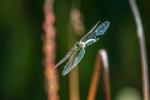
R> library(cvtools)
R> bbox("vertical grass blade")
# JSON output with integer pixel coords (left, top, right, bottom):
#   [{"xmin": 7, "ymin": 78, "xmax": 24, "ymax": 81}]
[
  {"xmin": 43, "ymin": 0, "xmax": 59, "ymax": 100},
  {"xmin": 129, "ymin": 0, "xmax": 149, "ymax": 100}
]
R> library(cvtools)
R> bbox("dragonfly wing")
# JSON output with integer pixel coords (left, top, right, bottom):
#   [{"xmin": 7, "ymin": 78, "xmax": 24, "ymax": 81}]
[
  {"xmin": 80, "ymin": 20, "xmax": 100, "ymax": 42},
  {"xmin": 54, "ymin": 45, "xmax": 77, "ymax": 68},
  {"xmin": 81, "ymin": 21, "xmax": 110, "ymax": 43},
  {"xmin": 62, "ymin": 48, "xmax": 85, "ymax": 76},
  {"xmin": 94, "ymin": 21, "xmax": 110, "ymax": 36},
  {"xmin": 82, "ymin": 21, "xmax": 110, "ymax": 47}
]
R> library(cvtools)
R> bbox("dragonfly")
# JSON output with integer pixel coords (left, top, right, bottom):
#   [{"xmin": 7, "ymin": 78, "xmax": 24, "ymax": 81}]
[{"xmin": 55, "ymin": 20, "xmax": 110, "ymax": 76}]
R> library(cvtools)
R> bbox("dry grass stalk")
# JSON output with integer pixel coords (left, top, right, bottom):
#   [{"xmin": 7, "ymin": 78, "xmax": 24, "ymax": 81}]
[
  {"xmin": 129, "ymin": 0, "xmax": 149, "ymax": 100},
  {"xmin": 43, "ymin": 0, "xmax": 59, "ymax": 100},
  {"xmin": 87, "ymin": 49, "xmax": 111, "ymax": 100},
  {"xmin": 69, "ymin": 8, "xmax": 85, "ymax": 100}
]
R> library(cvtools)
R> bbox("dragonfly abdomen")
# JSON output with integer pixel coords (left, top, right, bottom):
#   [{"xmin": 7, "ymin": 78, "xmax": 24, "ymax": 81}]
[{"xmin": 85, "ymin": 39, "xmax": 96, "ymax": 46}]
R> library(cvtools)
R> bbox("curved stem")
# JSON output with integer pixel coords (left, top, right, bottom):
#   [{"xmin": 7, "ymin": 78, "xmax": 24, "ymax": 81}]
[
  {"xmin": 129, "ymin": 0, "xmax": 149, "ymax": 100},
  {"xmin": 87, "ymin": 49, "xmax": 111, "ymax": 100}
]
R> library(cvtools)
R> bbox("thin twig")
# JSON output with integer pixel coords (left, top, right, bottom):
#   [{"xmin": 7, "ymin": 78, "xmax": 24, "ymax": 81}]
[
  {"xmin": 100, "ymin": 50, "xmax": 111, "ymax": 100},
  {"xmin": 87, "ymin": 49, "xmax": 111, "ymax": 100},
  {"xmin": 87, "ymin": 54, "xmax": 101, "ymax": 100},
  {"xmin": 43, "ymin": 0, "xmax": 59, "ymax": 100},
  {"xmin": 129, "ymin": 0, "xmax": 149, "ymax": 100}
]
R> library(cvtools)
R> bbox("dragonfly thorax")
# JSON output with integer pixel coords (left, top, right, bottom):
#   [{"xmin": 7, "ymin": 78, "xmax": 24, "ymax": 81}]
[{"xmin": 79, "ymin": 42, "xmax": 86, "ymax": 49}]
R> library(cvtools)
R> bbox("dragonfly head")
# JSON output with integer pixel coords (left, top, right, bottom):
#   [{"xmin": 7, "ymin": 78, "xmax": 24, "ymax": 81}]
[{"xmin": 79, "ymin": 42, "xmax": 86, "ymax": 49}]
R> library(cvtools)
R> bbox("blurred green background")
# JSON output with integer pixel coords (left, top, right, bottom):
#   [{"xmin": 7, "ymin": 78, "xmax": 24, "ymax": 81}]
[{"xmin": 0, "ymin": 0, "xmax": 149, "ymax": 100}]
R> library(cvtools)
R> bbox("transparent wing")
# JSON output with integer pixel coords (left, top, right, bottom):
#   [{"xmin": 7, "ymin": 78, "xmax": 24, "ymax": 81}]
[
  {"xmin": 54, "ymin": 44, "xmax": 77, "ymax": 68},
  {"xmin": 62, "ymin": 48, "xmax": 85, "ymax": 76},
  {"xmin": 80, "ymin": 20, "xmax": 101, "ymax": 42},
  {"xmin": 94, "ymin": 21, "xmax": 110, "ymax": 36},
  {"xmin": 81, "ymin": 21, "xmax": 110, "ymax": 42}
]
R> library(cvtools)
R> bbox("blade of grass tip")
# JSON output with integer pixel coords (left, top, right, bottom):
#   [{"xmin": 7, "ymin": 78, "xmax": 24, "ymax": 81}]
[
  {"xmin": 129, "ymin": 0, "xmax": 149, "ymax": 100},
  {"xmin": 99, "ymin": 49, "xmax": 111, "ymax": 100},
  {"xmin": 43, "ymin": 0, "xmax": 59, "ymax": 100},
  {"xmin": 87, "ymin": 49, "xmax": 111, "ymax": 100}
]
